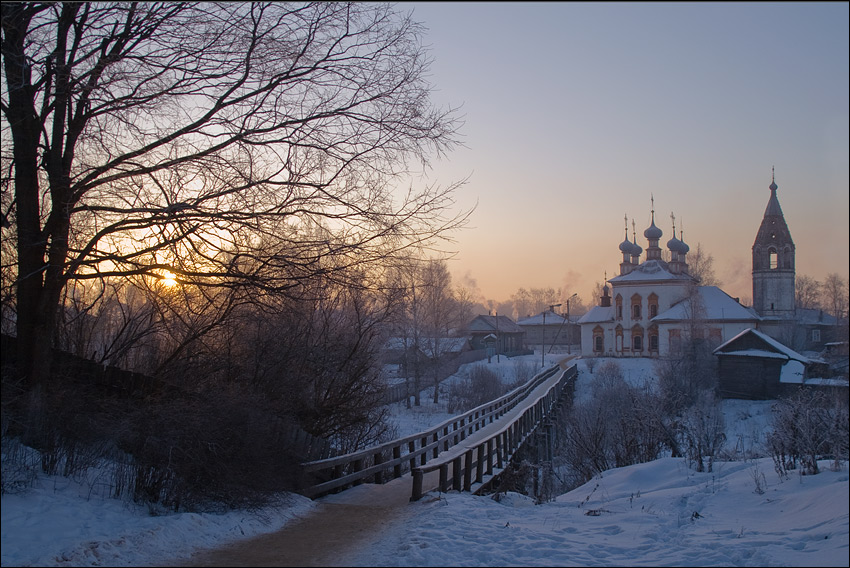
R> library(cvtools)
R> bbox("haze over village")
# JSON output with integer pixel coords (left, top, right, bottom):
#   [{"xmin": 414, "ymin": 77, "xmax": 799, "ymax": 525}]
[
  {"xmin": 1, "ymin": 2, "xmax": 848, "ymax": 567},
  {"xmin": 401, "ymin": 2, "xmax": 849, "ymax": 311}
]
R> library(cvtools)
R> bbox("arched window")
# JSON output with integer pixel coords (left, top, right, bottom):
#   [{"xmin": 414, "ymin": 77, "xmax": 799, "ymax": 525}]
[
  {"xmin": 632, "ymin": 325, "xmax": 643, "ymax": 352},
  {"xmin": 593, "ymin": 326, "xmax": 605, "ymax": 353},
  {"xmin": 615, "ymin": 295, "xmax": 623, "ymax": 320},
  {"xmin": 631, "ymin": 294, "xmax": 642, "ymax": 320},
  {"xmin": 769, "ymin": 248, "xmax": 778, "ymax": 270},
  {"xmin": 648, "ymin": 293, "xmax": 659, "ymax": 319}
]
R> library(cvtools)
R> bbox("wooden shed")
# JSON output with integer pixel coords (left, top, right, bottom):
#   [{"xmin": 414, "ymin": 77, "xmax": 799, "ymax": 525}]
[{"xmin": 713, "ymin": 327, "xmax": 813, "ymax": 400}]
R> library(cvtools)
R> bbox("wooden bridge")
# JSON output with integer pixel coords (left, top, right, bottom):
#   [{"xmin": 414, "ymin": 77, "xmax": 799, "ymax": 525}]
[{"xmin": 299, "ymin": 357, "xmax": 578, "ymax": 502}]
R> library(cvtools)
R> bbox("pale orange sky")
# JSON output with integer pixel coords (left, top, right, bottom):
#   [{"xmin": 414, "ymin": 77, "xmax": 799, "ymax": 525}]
[{"xmin": 401, "ymin": 2, "xmax": 849, "ymax": 306}]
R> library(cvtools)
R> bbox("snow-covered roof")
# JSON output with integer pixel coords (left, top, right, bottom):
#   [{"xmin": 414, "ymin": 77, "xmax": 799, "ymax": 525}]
[
  {"xmin": 715, "ymin": 349, "xmax": 788, "ymax": 360},
  {"xmin": 714, "ymin": 327, "xmax": 810, "ymax": 364},
  {"xmin": 468, "ymin": 315, "xmax": 523, "ymax": 334},
  {"xmin": 432, "ymin": 337, "xmax": 469, "ymax": 353},
  {"xmin": 578, "ymin": 305, "xmax": 615, "ymax": 324},
  {"xmin": 779, "ymin": 360, "xmax": 806, "ymax": 383},
  {"xmin": 796, "ymin": 308, "xmax": 839, "ymax": 326},
  {"xmin": 607, "ymin": 259, "xmax": 695, "ymax": 284},
  {"xmin": 517, "ymin": 311, "xmax": 569, "ymax": 326},
  {"xmin": 653, "ymin": 286, "xmax": 759, "ymax": 323}
]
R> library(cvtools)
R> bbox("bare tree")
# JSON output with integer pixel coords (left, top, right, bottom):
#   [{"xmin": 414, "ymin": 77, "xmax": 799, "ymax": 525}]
[
  {"xmin": 418, "ymin": 259, "xmax": 455, "ymax": 404},
  {"xmin": 821, "ymin": 273, "xmax": 849, "ymax": 322},
  {"xmin": 1, "ymin": 2, "xmax": 469, "ymax": 387},
  {"xmin": 687, "ymin": 243, "xmax": 720, "ymax": 286},
  {"xmin": 795, "ymin": 274, "xmax": 823, "ymax": 311}
]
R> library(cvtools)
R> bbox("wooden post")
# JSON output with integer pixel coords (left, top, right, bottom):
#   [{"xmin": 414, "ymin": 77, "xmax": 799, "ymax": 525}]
[
  {"xmin": 453, "ymin": 457, "xmax": 462, "ymax": 491},
  {"xmin": 411, "ymin": 468, "xmax": 423, "ymax": 501},
  {"xmin": 374, "ymin": 450, "xmax": 384, "ymax": 484},
  {"xmin": 393, "ymin": 446, "xmax": 402, "ymax": 479},
  {"xmin": 439, "ymin": 464, "xmax": 448, "ymax": 493},
  {"xmin": 476, "ymin": 445, "xmax": 485, "ymax": 483},
  {"xmin": 352, "ymin": 458, "xmax": 363, "ymax": 486},
  {"xmin": 486, "ymin": 439, "xmax": 494, "ymax": 475},
  {"xmin": 409, "ymin": 440, "xmax": 416, "ymax": 473},
  {"xmin": 463, "ymin": 449, "xmax": 473, "ymax": 491}
]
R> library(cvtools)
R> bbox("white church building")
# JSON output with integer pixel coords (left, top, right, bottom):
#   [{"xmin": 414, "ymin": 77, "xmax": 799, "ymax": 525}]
[{"xmin": 579, "ymin": 174, "xmax": 800, "ymax": 358}]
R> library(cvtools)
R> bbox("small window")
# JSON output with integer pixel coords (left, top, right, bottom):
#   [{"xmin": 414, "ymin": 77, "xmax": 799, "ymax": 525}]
[
  {"xmin": 617, "ymin": 305, "xmax": 623, "ymax": 319},
  {"xmin": 650, "ymin": 304, "xmax": 658, "ymax": 318},
  {"xmin": 769, "ymin": 250, "xmax": 778, "ymax": 269},
  {"xmin": 812, "ymin": 329, "xmax": 821, "ymax": 342},
  {"xmin": 633, "ymin": 304, "xmax": 641, "ymax": 319},
  {"xmin": 633, "ymin": 335, "xmax": 643, "ymax": 351},
  {"xmin": 594, "ymin": 336, "xmax": 603, "ymax": 352},
  {"xmin": 649, "ymin": 334, "xmax": 658, "ymax": 351}
]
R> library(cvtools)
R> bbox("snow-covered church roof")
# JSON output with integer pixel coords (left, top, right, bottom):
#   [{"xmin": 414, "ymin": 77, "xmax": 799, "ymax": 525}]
[
  {"xmin": 652, "ymin": 286, "xmax": 759, "ymax": 323},
  {"xmin": 607, "ymin": 259, "xmax": 694, "ymax": 284},
  {"xmin": 578, "ymin": 305, "xmax": 614, "ymax": 325}
]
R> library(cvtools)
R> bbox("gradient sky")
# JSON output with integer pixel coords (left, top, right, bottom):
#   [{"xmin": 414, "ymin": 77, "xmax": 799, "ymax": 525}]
[{"xmin": 398, "ymin": 2, "xmax": 849, "ymax": 306}]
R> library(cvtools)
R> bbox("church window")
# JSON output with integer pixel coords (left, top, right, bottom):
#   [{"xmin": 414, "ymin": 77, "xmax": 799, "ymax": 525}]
[
  {"xmin": 648, "ymin": 293, "xmax": 659, "ymax": 319},
  {"xmin": 769, "ymin": 249, "xmax": 778, "ymax": 269},
  {"xmin": 615, "ymin": 295, "xmax": 623, "ymax": 320},
  {"xmin": 648, "ymin": 324, "xmax": 659, "ymax": 352},
  {"xmin": 669, "ymin": 328, "xmax": 681, "ymax": 351},
  {"xmin": 708, "ymin": 328, "xmax": 722, "ymax": 347},
  {"xmin": 633, "ymin": 334, "xmax": 643, "ymax": 351},
  {"xmin": 594, "ymin": 335, "xmax": 603, "ymax": 352},
  {"xmin": 631, "ymin": 325, "xmax": 643, "ymax": 352},
  {"xmin": 631, "ymin": 294, "xmax": 642, "ymax": 320}
]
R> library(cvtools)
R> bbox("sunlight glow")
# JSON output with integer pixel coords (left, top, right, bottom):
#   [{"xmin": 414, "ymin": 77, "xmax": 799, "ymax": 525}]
[{"xmin": 160, "ymin": 270, "xmax": 178, "ymax": 287}]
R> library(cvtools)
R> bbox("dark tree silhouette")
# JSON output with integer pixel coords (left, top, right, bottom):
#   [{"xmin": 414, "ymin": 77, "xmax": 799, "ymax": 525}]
[{"xmin": 1, "ymin": 2, "xmax": 469, "ymax": 387}]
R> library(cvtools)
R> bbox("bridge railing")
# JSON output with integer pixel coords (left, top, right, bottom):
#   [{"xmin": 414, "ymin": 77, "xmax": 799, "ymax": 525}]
[
  {"xmin": 410, "ymin": 363, "xmax": 577, "ymax": 501},
  {"xmin": 299, "ymin": 362, "xmax": 572, "ymax": 499}
]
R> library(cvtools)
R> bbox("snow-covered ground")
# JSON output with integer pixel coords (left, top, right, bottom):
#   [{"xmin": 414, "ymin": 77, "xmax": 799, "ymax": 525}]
[{"xmin": 2, "ymin": 354, "xmax": 848, "ymax": 567}]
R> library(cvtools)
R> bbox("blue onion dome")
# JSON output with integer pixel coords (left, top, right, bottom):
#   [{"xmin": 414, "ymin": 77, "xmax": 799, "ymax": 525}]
[
  {"xmin": 667, "ymin": 230, "xmax": 685, "ymax": 253},
  {"xmin": 644, "ymin": 217, "xmax": 663, "ymax": 240},
  {"xmin": 620, "ymin": 237, "xmax": 636, "ymax": 254},
  {"xmin": 631, "ymin": 236, "xmax": 643, "ymax": 256}
]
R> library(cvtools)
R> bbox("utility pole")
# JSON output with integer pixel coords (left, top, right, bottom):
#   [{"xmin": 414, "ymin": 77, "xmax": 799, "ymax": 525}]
[
  {"xmin": 566, "ymin": 293, "xmax": 577, "ymax": 354},
  {"xmin": 542, "ymin": 303, "xmax": 561, "ymax": 368}
]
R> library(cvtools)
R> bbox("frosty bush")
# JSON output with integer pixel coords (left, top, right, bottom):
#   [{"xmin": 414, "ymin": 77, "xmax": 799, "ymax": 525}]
[
  {"xmin": 559, "ymin": 361, "xmax": 668, "ymax": 484},
  {"xmin": 767, "ymin": 387, "xmax": 849, "ymax": 476},
  {"xmin": 447, "ymin": 365, "xmax": 505, "ymax": 413},
  {"xmin": 678, "ymin": 390, "xmax": 726, "ymax": 473}
]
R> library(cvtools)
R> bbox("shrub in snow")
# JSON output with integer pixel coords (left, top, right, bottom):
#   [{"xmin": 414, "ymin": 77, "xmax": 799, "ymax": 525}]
[{"xmin": 767, "ymin": 387, "xmax": 849, "ymax": 477}]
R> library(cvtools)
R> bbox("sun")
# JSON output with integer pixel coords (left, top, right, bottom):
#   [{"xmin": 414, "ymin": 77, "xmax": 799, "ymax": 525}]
[{"xmin": 161, "ymin": 270, "xmax": 178, "ymax": 287}]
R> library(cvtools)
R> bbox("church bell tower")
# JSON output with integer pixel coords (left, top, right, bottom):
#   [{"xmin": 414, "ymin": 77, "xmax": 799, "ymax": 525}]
[{"xmin": 752, "ymin": 170, "xmax": 795, "ymax": 318}]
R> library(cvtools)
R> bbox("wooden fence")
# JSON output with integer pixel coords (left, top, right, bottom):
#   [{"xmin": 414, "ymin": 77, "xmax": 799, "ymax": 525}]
[{"xmin": 299, "ymin": 360, "xmax": 577, "ymax": 500}]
